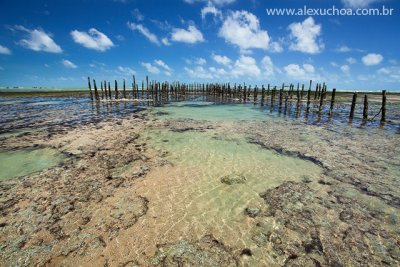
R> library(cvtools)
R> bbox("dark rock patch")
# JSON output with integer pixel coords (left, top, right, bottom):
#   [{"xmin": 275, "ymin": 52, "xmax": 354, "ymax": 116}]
[
  {"xmin": 221, "ymin": 174, "xmax": 246, "ymax": 185},
  {"xmin": 150, "ymin": 235, "xmax": 238, "ymax": 266}
]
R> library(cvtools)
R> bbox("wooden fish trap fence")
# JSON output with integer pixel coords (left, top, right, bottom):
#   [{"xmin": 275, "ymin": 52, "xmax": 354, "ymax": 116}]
[{"xmin": 87, "ymin": 76, "xmax": 389, "ymax": 124}]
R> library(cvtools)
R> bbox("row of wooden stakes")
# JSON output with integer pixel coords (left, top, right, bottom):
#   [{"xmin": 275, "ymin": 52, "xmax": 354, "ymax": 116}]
[{"xmin": 87, "ymin": 76, "xmax": 387, "ymax": 123}]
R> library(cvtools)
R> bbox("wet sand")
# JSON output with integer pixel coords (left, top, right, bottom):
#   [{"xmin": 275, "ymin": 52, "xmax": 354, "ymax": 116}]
[{"xmin": 0, "ymin": 97, "xmax": 399, "ymax": 266}]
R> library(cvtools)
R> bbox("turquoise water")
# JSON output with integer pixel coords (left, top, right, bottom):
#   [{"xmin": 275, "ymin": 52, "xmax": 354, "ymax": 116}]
[{"xmin": 0, "ymin": 148, "xmax": 66, "ymax": 180}]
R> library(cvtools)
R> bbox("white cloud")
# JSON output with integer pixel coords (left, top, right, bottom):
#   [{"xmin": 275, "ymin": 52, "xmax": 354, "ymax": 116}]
[
  {"xmin": 185, "ymin": 66, "xmax": 214, "ymax": 79},
  {"xmin": 212, "ymin": 54, "xmax": 232, "ymax": 65},
  {"xmin": 131, "ymin": 8, "xmax": 144, "ymax": 21},
  {"xmin": 195, "ymin": 57, "xmax": 207, "ymax": 65},
  {"xmin": 61, "ymin": 59, "xmax": 77, "ymax": 69},
  {"xmin": 269, "ymin": 41, "xmax": 283, "ymax": 53},
  {"xmin": 231, "ymin": 55, "xmax": 261, "ymax": 78},
  {"xmin": 142, "ymin": 62, "xmax": 160, "ymax": 74},
  {"xmin": 341, "ymin": 0, "xmax": 381, "ymax": 9},
  {"xmin": 118, "ymin": 66, "xmax": 136, "ymax": 76},
  {"xmin": 209, "ymin": 67, "xmax": 227, "ymax": 76},
  {"xmin": 330, "ymin": 62, "xmax": 339, "ymax": 67},
  {"xmin": 288, "ymin": 17, "xmax": 323, "ymax": 54},
  {"xmin": 201, "ymin": 3, "xmax": 222, "ymax": 19},
  {"xmin": 219, "ymin": 10, "xmax": 270, "ymax": 52},
  {"xmin": 357, "ymin": 74, "xmax": 376, "ymax": 81},
  {"xmin": 340, "ymin": 64, "xmax": 350, "ymax": 74},
  {"xmin": 161, "ymin": 37, "xmax": 171, "ymax": 46},
  {"xmin": 0, "ymin": 45, "xmax": 11, "ymax": 55},
  {"xmin": 261, "ymin": 56, "xmax": 274, "ymax": 77},
  {"xmin": 154, "ymin": 59, "xmax": 173, "ymax": 72},
  {"xmin": 377, "ymin": 66, "xmax": 400, "ymax": 81},
  {"xmin": 127, "ymin": 22, "xmax": 160, "ymax": 45},
  {"xmin": 303, "ymin": 64, "xmax": 315, "ymax": 73},
  {"xmin": 71, "ymin": 28, "xmax": 114, "ymax": 52},
  {"xmin": 184, "ymin": 0, "xmax": 235, "ymax": 6},
  {"xmin": 336, "ymin": 45, "xmax": 351, "ymax": 52},
  {"xmin": 284, "ymin": 63, "xmax": 316, "ymax": 79},
  {"xmin": 346, "ymin": 57, "xmax": 357, "ymax": 64},
  {"xmin": 362, "ymin": 53, "xmax": 383, "ymax": 66},
  {"xmin": 171, "ymin": 25, "xmax": 204, "ymax": 44},
  {"xmin": 14, "ymin": 25, "xmax": 62, "ymax": 53}
]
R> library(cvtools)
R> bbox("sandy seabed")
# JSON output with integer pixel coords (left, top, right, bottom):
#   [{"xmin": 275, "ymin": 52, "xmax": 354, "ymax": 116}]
[{"xmin": 0, "ymin": 100, "xmax": 399, "ymax": 267}]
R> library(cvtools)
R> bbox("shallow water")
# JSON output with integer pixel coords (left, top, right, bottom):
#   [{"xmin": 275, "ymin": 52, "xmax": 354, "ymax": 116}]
[
  {"xmin": 0, "ymin": 93, "xmax": 399, "ymax": 265},
  {"xmin": 0, "ymin": 147, "xmax": 66, "ymax": 180},
  {"xmin": 124, "ymin": 128, "xmax": 323, "ymax": 263},
  {"xmin": 152, "ymin": 101, "xmax": 269, "ymax": 121}
]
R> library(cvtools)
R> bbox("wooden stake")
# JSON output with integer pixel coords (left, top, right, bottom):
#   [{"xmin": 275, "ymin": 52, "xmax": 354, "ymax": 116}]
[
  {"xmin": 108, "ymin": 82, "xmax": 111, "ymax": 99},
  {"xmin": 363, "ymin": 94, "xmax": 368, "ymax": 120},
  {"xmin": 87, "ymin": 77, "xmax": 93, "ymax": 101},
  {"xmin": 104, "ymin": 80, "xmax": 108, "ymax": 100},
  {"xmin": 123, "ymin": 79, "xmax": 126, "ymax": 99},
  {"xmin": 381, "ymin": 90, "xmax": 386, "ymax": 123},
  {"xmin": 100, "ymin": 81, "xmax": 104, "ymax": 100},
  {"xmin": 115, "ymin": 80, "xmax": 118, "ymax": 99},
  {"xmin": 93, "ymin": 79, "xmax": 99, "ymax": 100},
  {"xmin": 349, "ymin": 93, "xmax": 357, "ymax": 121},
  {"xmin": 329, "ymin": 88, "xmax": 336, "ymax": 116}
]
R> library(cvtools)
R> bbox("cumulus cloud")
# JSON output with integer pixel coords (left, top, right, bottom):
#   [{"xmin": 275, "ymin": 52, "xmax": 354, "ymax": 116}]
[
  {"xmin": 142, "ymin": 62, "xmax": 160, "ymax": 74},
  {"xmin": 161, "ymin": 37, "xmax": 171, "ymax": 46},
  {"xmin": 195, "ymin": 57, "xmax": 207, "ymax": 65},
  {"xmin": 61, "ymin": 59, "xmax": 77, "ymax": 69},
  {"xmin": 71, "ymin": 28, "xmax": 114, "ymax": 51},
  {"xmin": 212, "ymin": 54, "xmax": 232, "ymax": 65},
  {"xmin": 341, "ymin": 0, "xmax": 381, "ymax": 9},
  {"xmin": 269, "ymin": 41, "xmax": 283, "ymax": 53},
  {"xmin": 284, "ymin": 63, "xmax": 316, "ymax": 79},
  {"xmin": 377, "ymin": 66, "xmax": 400, "ymax": 81},
  {"xmin": 127, "ymin": 22, "xmax": 160, "ymax": 45},
  {"xmin": 171, "ymin": 25, "xmax": 204, "ymax": 44},
  {"xmin": 154, "ymin": 59, "xmax": 173, "ymax": 72},
  {"xmin": 185, "ymin": 66, "xmax": 214, "ymax": 79},
  {"xmin": 261, "ymin": 56, "xmax": 275, "ymax": 77},
  {"xmin": 118, "ymin": 66, "xmax": 136, "ymax": 76},
  {"xmin": 340, "ymin": 64, "xmax": 350, "ymax": 74},
  {"xmin": 184, "ymin": 0, "xmax": 235, "ymax": 6},
  {"xmin": 346, "ymin": 57, "xmax": 357, "ymax": 64},
  {"xmin": 201, "ymin": 3, "xmax": 222, "ymax": 19},
  {"xmin": 14, "ymin": 25, "xmax": 62, "ymax": 53},
  {"xmin": 131, "ymin": 8, "xmax": 144, "ymax": 21},
  {"xmin": 0, "ymin": 45, "xmax": 11, "ymax": 55},
  {"xmin": 362, "ymin": 53, "xmax": 383, "ymax": 66},
  {"xmin": 231, "ymin": 55, "xmax": 261, "ymax": 78},
  {"xmin": 219, "ymin": 10, "xmax": 270, "ymax": 52},
  {"xmin": 335, "ymin": 45, "xmax": 351, "ymax": 52},
  {"xmin": 288, "ymin": 17, "xmax": 323, "ymax": 54}
]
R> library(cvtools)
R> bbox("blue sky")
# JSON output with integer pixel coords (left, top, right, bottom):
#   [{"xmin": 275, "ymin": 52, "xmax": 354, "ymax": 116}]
[{"xmin": 0, "ymin": 0, "xmax": 399, "ymax": 90}]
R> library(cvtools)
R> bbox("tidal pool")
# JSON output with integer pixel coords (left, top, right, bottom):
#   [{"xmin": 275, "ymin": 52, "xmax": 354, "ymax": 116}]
[
  {"xmin": 122, "ymin": 128, "xmax": 324, "ymax": 264},
  {"xmin": 0, "ymin": 147, "xmax": 66, "ymax": 180}
]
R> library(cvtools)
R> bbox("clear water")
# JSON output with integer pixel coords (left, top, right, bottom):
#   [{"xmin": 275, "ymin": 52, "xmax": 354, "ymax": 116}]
[
  {"xmin": 123, "ymin": 128, "xmax": 323, "ymax": 263},
  {"xmin": 0, "ymin": 147, "xmax": 66, "ymax": 180}
]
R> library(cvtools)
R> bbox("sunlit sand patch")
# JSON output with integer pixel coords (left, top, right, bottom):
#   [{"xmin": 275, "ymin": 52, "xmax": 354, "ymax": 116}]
[{"xmin": 99, "ymin": 128, "xmax": 323, "ymax": 265}]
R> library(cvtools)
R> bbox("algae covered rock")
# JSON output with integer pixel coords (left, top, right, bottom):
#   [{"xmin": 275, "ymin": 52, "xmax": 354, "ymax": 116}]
[
  {"xmin": 220, "ymin": 173, "xmax": 246, "ymax": 185},
  {"xmin": 150, "ymin": 235, "xmax": 238, "ymax": 266}
]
